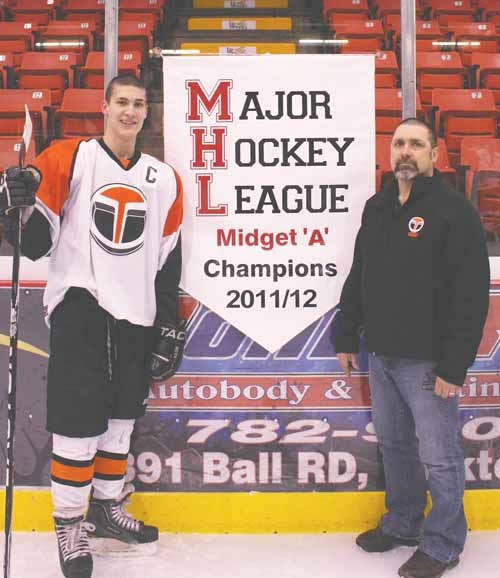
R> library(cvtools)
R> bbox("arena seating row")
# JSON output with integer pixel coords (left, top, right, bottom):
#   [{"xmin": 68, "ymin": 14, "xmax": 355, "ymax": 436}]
[
  {"xmin": 0, "ymin": 88, "xmax": 102, "ymax": 152},
  {"xmin": 323, "ymin": 0, "xmax": 500, "ymax": 26},
  {"xmin": 0, "ymin": 51, "xmax": 142, "ymax": 102},
  {"xmin": 0, "ymin": 20, "xmax": 155, "ymax": 65},
  {"xmin": 5, "ymin": 46, "xmax": 500, "ymax": 106},
  {"xmin": 0, "ymin": 0, "xmax": 165, "ymax": 29},
  {"xmin": 327, "ymin": 19, "xmax": 500, "ymax": 55}
]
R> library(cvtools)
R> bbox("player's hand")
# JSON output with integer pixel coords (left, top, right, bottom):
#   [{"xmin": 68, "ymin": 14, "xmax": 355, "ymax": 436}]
[
  {"xmin": 338, "ymin": 352, "xmax": 359, "ymax": 376},
  {"xmin": 150, "ymin": 322, "xmax": 186, "ymax": 381},
  {"xmin": 0, "ymin": 166, "xmax": 40, "ymax": 215},
  {"xmin": 434, "ymin": 376, "xmax": 461, "ymax": 399}
]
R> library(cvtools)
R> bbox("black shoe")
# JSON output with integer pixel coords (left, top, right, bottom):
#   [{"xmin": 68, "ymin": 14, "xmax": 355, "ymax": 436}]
[
  {"xmin": 54, "ymin": 515, "xmax": 93, "ymax": 578},
  {"xmin": 398, "ymin": 550, "xmax": 459, "ymax": 578},
  {"xmin": 86, "ymin": 484, "xmax": 158, "ymax": 545},
  {"xmin": 356, "ymin": 526, "xmax": 420, "ymax": 553}
]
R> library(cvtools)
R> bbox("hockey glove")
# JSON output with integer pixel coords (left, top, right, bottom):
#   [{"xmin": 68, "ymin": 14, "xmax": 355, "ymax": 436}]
[
  {"xmin": 151, "ymin": 322, "xmax": 186, "ymax": 381},
  {"xmin": 0, "ymin": 166, "xmax": 40, "ymax": 215}
]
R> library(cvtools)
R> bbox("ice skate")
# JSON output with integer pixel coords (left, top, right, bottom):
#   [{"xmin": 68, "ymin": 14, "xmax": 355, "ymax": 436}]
[
  {"xmin": 54, "ymin": 515, "xmax": 93, "ymax": 578},
  {"xmin": 86, "ymin": 484, "xmax": 158, "ymax": 558}
]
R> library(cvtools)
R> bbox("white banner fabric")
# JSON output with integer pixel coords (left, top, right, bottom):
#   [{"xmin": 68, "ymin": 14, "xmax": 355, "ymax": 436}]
[{"xmin": 163, "ymin": 54, "xmax": 375, "ymax": 352}]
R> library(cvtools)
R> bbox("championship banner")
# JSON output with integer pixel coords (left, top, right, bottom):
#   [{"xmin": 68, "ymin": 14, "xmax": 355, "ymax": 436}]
[{"xmin": 163, "ymin": 54, "xmax": 375, "ymax": 352}]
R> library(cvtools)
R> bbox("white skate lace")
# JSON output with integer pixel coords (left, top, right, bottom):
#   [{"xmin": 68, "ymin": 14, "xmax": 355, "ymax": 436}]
[
  {"xmin": 56, "ymin": 519, "xmax": 92, "ymax": 562},
  {"xmin": 110, "ymin": 499, "xmax": 141, "ymax": 534}
]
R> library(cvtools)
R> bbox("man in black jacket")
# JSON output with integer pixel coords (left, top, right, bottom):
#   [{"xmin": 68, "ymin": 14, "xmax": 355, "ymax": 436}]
[{"xmin": 334, "ymin": 118, "xmax": 490, "ymax": 578}]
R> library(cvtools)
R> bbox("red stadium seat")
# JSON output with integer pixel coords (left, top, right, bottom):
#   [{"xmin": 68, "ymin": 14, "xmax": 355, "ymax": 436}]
[
  {"xmin": 471, "ymin": 53, "xmax": 500, "ymax": 107},
  {"xmin": 60, "ymin": 0, "xmax": 105, "ymax": 30},
  {"xmin": 376, "ymin": 133, "xmax": 395, "ymax": 189},
  {"xmin": 375, "ymin": 0, "xmax": 424, "ymax": 30},
  {"xmin": 448, "ymin": 21, "xmax": 499, "ymax": 66},
  {"xmin": 36, "ymin": 21, "xmax": 97, "ymax": 64},
  {"xmin": 323, "ymin": 0, "xmax": 370, "ymax": 23},
  {"xmin": 430, "ymin": 0, "xmax": 476, "ymax": 26},
  {"xmin": 375, "ymin": 50, "xmax": 399, "ymax": 87},
  {"xmin": 375, "ymin": 88, "xmax": 424, "ymax": 135},
  {"xmin": 97, "ymin": 20, "xmax": 155, "ymax": 54},
  {"xmin": 117, "ymin": 20, "xmax": 155, "ymax": 53},
  {"xmin": 386, "ymin": 20, "xmax": 448, "ymax": 52},
  {"xmin": 55, "ymin": 88, "xmax": 103, "ymax": 138},
  {"xmin": 332, "ymin": 19, "xmax": 385, "ymax": 52},
  {"xmin": 477, "ymin": 186, "xmax": 500, "ymax": 234},
  {"xmin": 0, "ymin": 136, "xmax": 36, "ymax": 170},
  {"xmin": 79, "ymin": 50, "xmax": 142, "ymax": 88},
  {"xmin": 416, "ymin": 51, "xmax": 467, "ymax": 105},
  {"xmin": 0, "ymin": 22, "xmax": 37, "ymax": 65},
  {"xmin": 432, "ymin": 88, "xmax": 499, "ymax": 165},
  {"xmin": 460, "ymin": 135, "xmax": 500, "ymax": 231},
  {"xmin": 434, "ymin": 137, "xmax": 457, "ymax": 186},
  {"xmin": 375, "ymin": 0, "xmax": 402, "ymax": 20},
  {"xmin": 0, "ymin": 89, "xmax": 52, "ymax": 151},
  {"xmin": 119, "ymin": 0, "xmax": 164, "ymax": 28},
  {"xmin": 15, "ymin": 52, "xmax": 78, "ymax": 105},
  {"xmin": 481, "ymin": 0, "xmax": 500, "ymax": 29},
  {"xmin": 0, "ymin": 52, "xmax": 14, "ymax": 88},
  {"xmin": 460, "ymin": 135, "xmax": 500, "ymax": 196},
  {"xmin": 3, "ymin": 0, "xmax": 57, "ymax": 26}
]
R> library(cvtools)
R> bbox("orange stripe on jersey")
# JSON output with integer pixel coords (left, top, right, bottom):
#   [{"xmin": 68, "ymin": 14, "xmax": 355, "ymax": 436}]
[
  {"xmin": 31, "ymin": 138, "xmax": 83, "ymax": 216},
  {"xmin": 94, "ymin": 455, "xmax": 128, "ymax": 477},
  {"xmin": 51, "ymin": 459, "xmax": 94, "ymax": 484},
  {"xmin": 163, "ymin": 168, "xmax": 183, "ymax": 237}
]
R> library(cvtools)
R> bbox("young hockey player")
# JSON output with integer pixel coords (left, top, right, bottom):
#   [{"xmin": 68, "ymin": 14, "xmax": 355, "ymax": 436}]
[{"xmin": 0, "ymin": 74, "xmax": 185, "ymax": 578}]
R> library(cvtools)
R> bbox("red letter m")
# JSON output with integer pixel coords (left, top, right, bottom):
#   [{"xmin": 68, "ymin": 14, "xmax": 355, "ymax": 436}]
[{"xmin": 186, "ymin": 80, "xmax": 233, "ymax": 122}]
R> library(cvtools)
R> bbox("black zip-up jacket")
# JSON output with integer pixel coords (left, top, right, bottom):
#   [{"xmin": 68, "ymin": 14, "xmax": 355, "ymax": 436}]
[{"xmin": 334, "ymin": 170, "xmax": 490, "ymax": 386}]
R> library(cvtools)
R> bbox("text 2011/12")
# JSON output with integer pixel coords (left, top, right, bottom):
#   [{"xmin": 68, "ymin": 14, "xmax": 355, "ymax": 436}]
[{"xmin": 226, "ymin": 288, "xmax": 317, "ymax": 309}]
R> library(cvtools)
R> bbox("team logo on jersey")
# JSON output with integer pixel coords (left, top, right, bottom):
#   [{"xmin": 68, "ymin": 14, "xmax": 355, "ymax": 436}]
[
  {"xmin": 90, "ymin": 183, "xmax": 147, "ymax": 255},
  {"xmin": 408, "ymin": 216, "xmax": 424, "ymax": 238}
]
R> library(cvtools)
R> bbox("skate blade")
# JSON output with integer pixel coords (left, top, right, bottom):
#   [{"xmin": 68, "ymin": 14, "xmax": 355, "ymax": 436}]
[{"xmin": 89, "ymin": 537, "xmax": 158, "ymax": 558}]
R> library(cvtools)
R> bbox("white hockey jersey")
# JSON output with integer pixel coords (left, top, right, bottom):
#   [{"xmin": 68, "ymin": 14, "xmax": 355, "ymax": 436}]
[{"xmin": 31, "ymin": 138, "xmax": 183, "ymax": 326}]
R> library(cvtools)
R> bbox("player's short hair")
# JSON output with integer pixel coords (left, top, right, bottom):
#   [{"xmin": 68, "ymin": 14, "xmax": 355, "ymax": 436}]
[
  {"xmin": 394, "ymin": 117, "xmax": 437, "ymax": 148},
  {"xmin": 105, "ymin": 74, "xmax": 147, "ymax": 103}
]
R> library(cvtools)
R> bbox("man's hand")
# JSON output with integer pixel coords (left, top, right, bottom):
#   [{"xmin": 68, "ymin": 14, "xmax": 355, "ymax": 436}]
[
  {"xmin": 0, "ymin": 166, "xmax": 40, "ymax": 215},
  {"xmin": 150, "ymin": 322, "xmax": 186, "ymax": 381},
  {"xmin": 434, "ymin": 376, "xmax": 461, "ymax": 399},
  {"xmin": 338, "ymin": 352, "xmax": 359, "ymax": 376}
]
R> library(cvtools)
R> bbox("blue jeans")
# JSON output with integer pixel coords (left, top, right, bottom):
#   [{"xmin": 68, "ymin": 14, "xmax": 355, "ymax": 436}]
[{"xmin": 368, "ymin": 354, "xmax": 466, "ymax": 564}]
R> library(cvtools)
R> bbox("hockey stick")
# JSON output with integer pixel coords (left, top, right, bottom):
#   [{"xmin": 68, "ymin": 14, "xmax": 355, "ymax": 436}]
[{"xmin": 3, "ymin": 106, "xmax": 32, "ymax": 578}]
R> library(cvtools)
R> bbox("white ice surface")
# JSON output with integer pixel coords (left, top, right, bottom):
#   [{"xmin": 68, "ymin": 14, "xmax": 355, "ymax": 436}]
[{"xmin": 5, "ymin": 531, "xmax": 500, "ymax": 578}]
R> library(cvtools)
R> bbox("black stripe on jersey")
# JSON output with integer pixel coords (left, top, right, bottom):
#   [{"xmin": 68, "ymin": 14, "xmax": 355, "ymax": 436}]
[
  {"xmin": 52, "ymin": 454, "xmax": 95, "ymax": 468},
  {"xmin": 98, "ymin": 138, "xmax": 141, "ymax": 170},
  {"xmin": 51, "ymin": 475, "xmax": 92, "ymax": 488},
  {"xmin": 95, "ymin": 450, "xmax": 129, "ymax": 461}
]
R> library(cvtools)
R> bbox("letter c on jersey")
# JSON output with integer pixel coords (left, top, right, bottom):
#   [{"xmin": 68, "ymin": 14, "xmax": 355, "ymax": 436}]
[{"xmin": 90, "ymin": 183, "xmax": 147, "ymax": 255}]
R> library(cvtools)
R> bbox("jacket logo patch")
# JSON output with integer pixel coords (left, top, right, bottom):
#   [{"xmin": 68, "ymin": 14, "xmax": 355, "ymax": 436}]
[
  {"xmin": 408, "ymin": 216, "xmax": 424, "ymax": 238},
  {"xmin": 90, "ymin": 183, "xmax": 147, "ymax": 255}
]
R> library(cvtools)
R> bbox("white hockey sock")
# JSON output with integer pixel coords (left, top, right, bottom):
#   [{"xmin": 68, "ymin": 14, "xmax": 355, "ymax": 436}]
[
  {"xmin": 51, "ymin": 433, "xmax": 99, "ymax": 519},
  {"xmin": 92, "ymin": 419, "xmax": 135, "ymax": 500}
]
